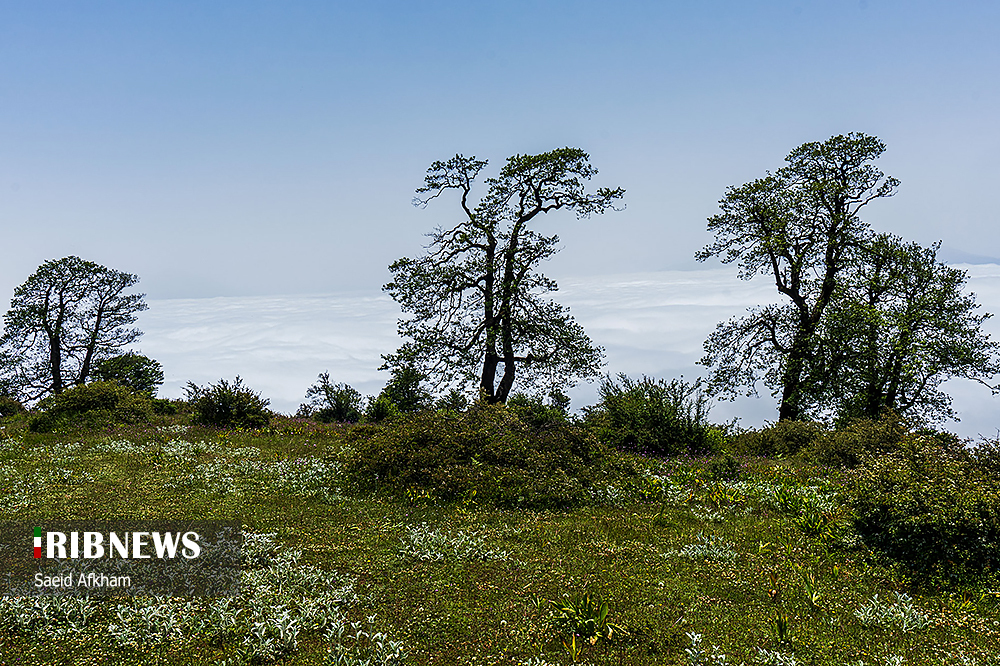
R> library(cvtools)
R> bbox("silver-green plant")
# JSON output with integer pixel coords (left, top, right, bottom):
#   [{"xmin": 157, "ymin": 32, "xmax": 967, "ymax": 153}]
[
  {"xmin": 0, "ymin": 595, "xmax": 100, "ymax": 637},
  {"xmin": 1, "ymin": 531, "xmax": 400, "ymax": 665},
  {"xmin": 690, "ymin": 507, "xmax": 725, "ymax": 523},
  {"xmin": 685, "ymin": 632, "xmax": 729, "ymax": 666},
  {"xmin": 756, "ymin": 647, "xmax": 798, "ymax": 666},
  {"xmin": 854, "ymin": 592, "xmax": 931, "ymax": 632},
  {"xmin": 399, "ymin": 523, "xmax": 508, "ymax": 561},
  {"xmin": 324, "ymin": 618, "xmax": 406, "ymax": 666},
  {"xmin": 668, "ymin": 533, "xmax": 738, "ymax": 561}
]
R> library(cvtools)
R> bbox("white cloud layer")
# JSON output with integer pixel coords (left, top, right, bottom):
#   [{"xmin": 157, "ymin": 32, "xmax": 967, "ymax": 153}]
[{"xmin": 137, "ymin": 266, "xmax": 1000, "ymax": 439}]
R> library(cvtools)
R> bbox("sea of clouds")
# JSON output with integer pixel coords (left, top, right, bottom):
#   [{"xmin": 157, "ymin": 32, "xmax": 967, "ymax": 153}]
[{"xmin": 137, "ymin": 265, "xmax": 1000, "ymax": 440}]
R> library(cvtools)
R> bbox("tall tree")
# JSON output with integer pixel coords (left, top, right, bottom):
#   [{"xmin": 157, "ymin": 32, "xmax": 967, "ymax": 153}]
[
  {"xmin": 811, "ymin": 235, "xmax": 999, "ymax": 424},
  {"xmin": 0, "ymin": 256, "xmax": 147, "ymax": 401},
  {"xmin": 697, "ymin": 133, "xmax": 898, "ymax": 421},
  {"xmin": 383, "ymin": 148, "xmax": 622, "ymax": 403}
]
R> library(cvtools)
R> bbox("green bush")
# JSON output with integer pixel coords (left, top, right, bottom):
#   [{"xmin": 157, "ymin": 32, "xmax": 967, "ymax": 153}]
[
  {"xmin": 343, "ymin": 403, "xmax": 628, "ymax": 509},
  {"xmin": 803, "ymin": 412, "xmax": 908, "ymax": 467},
  {"xmin": 847, "ymin": 435, "xmax": 1000, "ymax": 580},
  {"xmin": 728, "ymin": 420, "xmax": 824, "ymax": 458},
  {"xmin": 435, "ymin": 389, "xmax": 469, "ymax": 412},
  {"xmin": 585, "ymin": 374, "xmax": 714, "ymax": 455},
  {"xmin": 92, "ymin": 352, "xmax": 164, "ymax": 396},
  {"xmin": 300, "ymin": 372, "xmax": 363, "ymax": 423},
  {"xmin": 507, "ymin": 391, "xmax": 569, "ymax": 428},
  {"xmin": 185, "ymin": 377, "xmax": 271, "ymax": 429},
  {"xmin": 28, "ymin": 382, "xmax": 153, "ymax": 433},
  {"xmin": 0, "ymin": 395, "xmax": 26, "ymax": 418},
  {"xmin": 364, "ymin": 394, "xmax": 400, "ymax": 423},
  {"xmin": 151, "ymin": 398, "xmax": 181, "ymax": 415},
  {"xmin": 705, "ymin": 453, "xmax": 742, "ymax": 481},
  {"xmin": 379, "ymin": 365, "xmax": 432, "ymax": 413},
  {"xmin": 969, "ymin": 434, "xmax": 1000, "ymax": 478}
]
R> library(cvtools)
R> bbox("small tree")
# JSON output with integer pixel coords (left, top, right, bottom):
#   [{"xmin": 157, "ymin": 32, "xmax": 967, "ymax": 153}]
[
  {"xmin": 379, "ymin": 365, "xmax": 433, "ymax": 413},
  {"xmin": 383, "ymin": 148, "xmax": 622, "ymax": 403},
  {"xmin": 301, "ymin": 372, "xmax": 363, "ymax": 423},
  {"xmin": 92, "ymin": 352, "xmax": 164, "ymax": 396},
  {"xmin": 0, "ymin": 256, "xmax": 147, "ymax": 401}
]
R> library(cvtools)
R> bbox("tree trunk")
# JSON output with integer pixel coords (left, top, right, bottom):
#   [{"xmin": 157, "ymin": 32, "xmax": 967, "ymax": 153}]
[{"xmin": 778, "ymin": 329, "xmax": 812, "ymax": 421}]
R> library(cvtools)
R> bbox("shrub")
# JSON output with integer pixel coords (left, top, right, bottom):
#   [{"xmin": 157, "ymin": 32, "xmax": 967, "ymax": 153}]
[
  {"xmin": 0, "ymin": 395, "xmax": 26, "ymax": 418},
  {"xmin": 151, "ymin": 398, "xmax": 181, "ymax": 415},
  {"xmin": 969, "ymin": 434, "xmax": 1000, "ymax": 477},
  {"xmin": 28, "ymin": 382, "xmax": 153, "ymax": 433},
  {"xmin": 435, "ymin": 389, "xmax": 469, "ymax": 412},
  {"xmin": 507, "ymin": 391, "xmax": 569, "ymax": 428},
  {"xmin": 804, "ymin": 412, "xmax": 908, "ymax": 467},
  {"xmin": 728, "ymin": 420, "xmax": 824, "ymax": 458},
  {"xmin": 705, "ymin": 453, "xmax": 741, "ymax": 482},
  {"xmin": 343, "ymin": 403, "xmax": 627, "ymax": 509},
  {"xmin": 185, "ymin": 377, "xmax": 271, "ymax": 429},
  {"xmin": 585, "ymin": 374, "xmax": 713, "ymax": 455},
  {"xmin": 363, "ymin": 394, "xmax": 400, "ymax": 423},
  {"xmin": 379, "ymin": 365, "xmax": 432, "ymax": 413},
  {"xmin": 92, "ymin": 352, "xmax": 164, "ymax": 396},
  {"xmin": 300, "ymin": 372, "xmax": 363, "ymax": 423},
  {"xmin": 846, "ymin": 435, "xmax": 1000, "ymax": 580}
]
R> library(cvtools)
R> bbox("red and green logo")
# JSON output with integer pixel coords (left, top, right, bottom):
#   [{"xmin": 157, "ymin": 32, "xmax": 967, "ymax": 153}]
[{"xmin": 34, "ymin": 526, "xmax": 42, "ymax": 558}]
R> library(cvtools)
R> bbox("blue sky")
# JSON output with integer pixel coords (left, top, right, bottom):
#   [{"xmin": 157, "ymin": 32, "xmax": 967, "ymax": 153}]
[{"xmin": 2, "ymin": 1, "xmax": 999, "ymax": 430}]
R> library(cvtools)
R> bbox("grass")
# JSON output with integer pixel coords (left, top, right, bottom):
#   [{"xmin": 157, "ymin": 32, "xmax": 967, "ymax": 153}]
[{"xmin": 0, "ymin": 416, "xmax": 998, "ymax": 665}]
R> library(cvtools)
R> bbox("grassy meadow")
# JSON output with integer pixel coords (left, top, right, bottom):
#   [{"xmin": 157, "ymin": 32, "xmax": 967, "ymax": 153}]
[{"xmin": 0, "ymin": 410, "xmax": 998, "ymax": 666}]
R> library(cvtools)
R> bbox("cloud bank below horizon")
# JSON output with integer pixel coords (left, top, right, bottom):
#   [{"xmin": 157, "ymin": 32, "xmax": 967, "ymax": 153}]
[{"xmin": 137, "ymin": 265, "xmax": 1000, "ymax": 439}]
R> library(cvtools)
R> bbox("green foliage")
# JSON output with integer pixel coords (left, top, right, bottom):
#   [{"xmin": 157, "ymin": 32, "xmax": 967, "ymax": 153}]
[
  {"xmin": 5, "ymin": 419, "xmax": 1000, "ymax": 662},
  {"xmin": 185, "ymin": 377, "xmax": 271, "ymax": 430},
  {"xmin": 729, "ymin": 420, "xmax": 825, "ymax": 458},
  {"xmin": 814, "ymin": 236, "xmax": 999, "ymax": 424},
  {"xmin": 398, "ymin": 523, "xmax": 508, "ymax": 562},
  {"xmin": 343, "ymin": 403, "xmax": 623, "ymax": 509},
  {"xmin": 969, "ymin": 434, "xmax": 1000, "ymax": 477},
  {"xmin": 803, "ymin": 412, "xmax": 909, "ymax": 467},
  {"xmin": 507, "ymin": 390, "xmax": 569, "ymax": 428},
  {"xmin": 586, "ymin": 374, "xmax": 714, "ymax": 454},
  {"xmin": 27, "ymin": 381, "xmax": 153, "ymax": 433},
  {"xmin": 698, "ymin": 135, "xmax": 998, "ymax": 424},
  {"xmin": 705, "ymin": 453, "xmax": 741, "ymax": 482},
  {"xmin": 548, "ymin": 591, "xmax": 625, "ymax": 647},
  {"xmin": 92, "ymin": 351, "xmax": 164, "ymax": 396},
  {"xmin": 364, "ymin": 394, "xmax": 400, "ymax": 423},
  {"xmin": 853, "ymin": 592, "xmax": 932, "ymax": 632},
  {"xmin": 301, "ymin": 372, "xmax": 363, "ymax": 423},
  {"xmin": 379, "ymin": 365, "xmax": 432, "ymax": 413},
  {"xmin": 0, "ymin": 395, "xmax": 26, "ymax": 418},
  {"xmin": 435, "ymin": 388, "xmax": 469, "ymax": 412},
  {"xmin": 847, "ymin": 436, "xmax": 1000, "ymax": 580},
  {"xmin": 151, "ymin": 398, "xmax": 181, "ymax": 415}
]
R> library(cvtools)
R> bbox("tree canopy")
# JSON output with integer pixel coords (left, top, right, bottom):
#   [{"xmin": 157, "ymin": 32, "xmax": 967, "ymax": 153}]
[
  {"xmin": 811, "ymin": 235, "xmax": 999, "ymax": 423},
  {"xmin": 383, "ymin": 147, "xmax": 623, "ymax": 403},
  {"xmin": 696, "ymin": 133, "xmax": 892, "ymax": 420},
  {"xmin": 92, "ymin": 351, "xmax": 164, "ymax": 396},
  {"xmin": 0, "ymin": 256, "xmax": 147, "ymax": 401},
  {"xmin": 697, "ymin": 133, "xmax": 998, "ymax": 424}
]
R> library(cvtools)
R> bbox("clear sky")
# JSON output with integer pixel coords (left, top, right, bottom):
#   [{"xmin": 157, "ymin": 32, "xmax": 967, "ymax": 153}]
[{"xmin": 2, "ymin": 1, "xmax": 999, "ymax": 430}]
